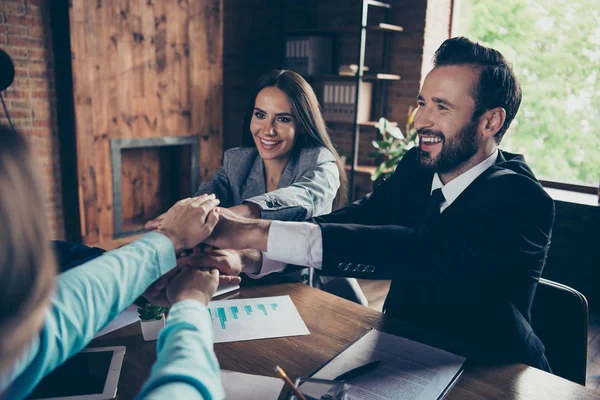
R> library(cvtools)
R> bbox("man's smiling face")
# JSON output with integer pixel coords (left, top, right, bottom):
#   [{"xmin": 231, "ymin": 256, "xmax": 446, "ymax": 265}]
[{"xmin": 414, "ymin": 65, "xmax": 482, "ymax": 173}]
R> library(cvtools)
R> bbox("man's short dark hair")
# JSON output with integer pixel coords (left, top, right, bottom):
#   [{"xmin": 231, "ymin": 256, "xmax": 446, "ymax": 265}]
[{"xmin": 433, "ymin": 37, "xmax": 522, "ymax": 144}]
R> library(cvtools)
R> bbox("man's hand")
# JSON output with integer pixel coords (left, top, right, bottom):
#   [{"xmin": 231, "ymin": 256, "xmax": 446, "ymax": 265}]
[
  {"xmin": 143, "ymin": 253, "xmax": 242, "ymax": 307},
  {"xmin": 165, "ymin": 267, "xmax": 219, "ymax": 306},
  {"xmin": 185, "ymin": 248, "xmax": 263, "ymax": 276},
  {"xmin": 143, "ymin": 271, "xmax": 241, "ymax": 307},
  {"xmin": 204, "ymin": 207, "xmax": 270, "ymax": 251},
  {"xmin": 147, "ymin": 194, "xmax": 220, "ymax": 252},
  {"xmin": 143, "ymin": 270, "xmax": 179, "ymax": 306}
]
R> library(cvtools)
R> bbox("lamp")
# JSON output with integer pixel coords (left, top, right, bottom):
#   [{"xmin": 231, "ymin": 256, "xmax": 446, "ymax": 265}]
[{"xmin": 0, "ymin": 48, "xmax": 16, "ymax": 130}]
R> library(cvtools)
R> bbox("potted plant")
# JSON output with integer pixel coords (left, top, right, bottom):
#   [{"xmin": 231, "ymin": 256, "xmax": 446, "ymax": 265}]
[
  {"xmin": 137, "ymin": 303, "xmax": 169, "ymax": 341},
  {"xmin": 370, "ymin": 107, "xmax": 419, "ymax": 181}
]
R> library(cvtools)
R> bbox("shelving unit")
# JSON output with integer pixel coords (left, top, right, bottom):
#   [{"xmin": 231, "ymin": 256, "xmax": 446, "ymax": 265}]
[
  {"xmin": 346, "ymin": 0, "xmax": 402, "ymax": 201},
  {"xmin": 284, "ymin": 0, "xmax": 404, "ymax": 201},
  {"xmin": 330, "ymin": 120, "xmax": 399, "ymax": 128},
  {"xmin": 315, "ymin": 73, "xmax": 401, "ymax": 81},
  {"xmin": 288, "ymin": 22, "xmax": 404, "ymax": 35}
]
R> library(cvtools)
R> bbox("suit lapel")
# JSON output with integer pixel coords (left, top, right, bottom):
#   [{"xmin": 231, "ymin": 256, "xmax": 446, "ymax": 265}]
[
  {"xmin": 277, "ymin": 152, "xmax": 298, "ymax": 189},
  {"xmin": 244, "ymin": 154, "xmax": 267, "ymax": 197},
  {"xmin": 242, "ymin": 149, "xmax": 298, "ymax": 197},
  {"xmin": 439, "ymin": 150, "xmax": 508, "ymax": 216}
]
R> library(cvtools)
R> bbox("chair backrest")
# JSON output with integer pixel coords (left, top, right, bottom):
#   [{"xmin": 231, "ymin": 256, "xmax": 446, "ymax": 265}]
[{"xmin": 531, "ymin": 278, "xmax": 588, "ymax": 385}]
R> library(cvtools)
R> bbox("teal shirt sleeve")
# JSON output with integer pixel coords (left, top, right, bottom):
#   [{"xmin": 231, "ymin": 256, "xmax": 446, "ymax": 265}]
[
  {"xmin": 2, "ymin": 232, "xmax": 177, "ymax": 399},
  {"xmin": 136, "ymin": 300, "xmax": 225, "ymax": 400}
]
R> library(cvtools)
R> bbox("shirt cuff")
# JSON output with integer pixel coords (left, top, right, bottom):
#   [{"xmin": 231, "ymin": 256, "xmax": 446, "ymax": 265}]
[
  {"xmin": 167, "ymin": 299, "xmax": 210, "ymax": 321},
  {"xmin": 140, "ymin": 231, "xmax": 178, "ymax": 275},
  {"xmin": 164, "ymin": 300, "xmax": 212, "ymax": 342},
  {"xmin": 245, "ymin": 253, "xmax": 287, "ymax": 279},
  {"xmin": 265, "ymin": 220, "xmax": 323, "ymax": 268}
]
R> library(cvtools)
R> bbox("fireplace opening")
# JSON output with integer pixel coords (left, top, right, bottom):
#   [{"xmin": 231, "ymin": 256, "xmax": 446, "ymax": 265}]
[
  {"xmin": 111, "ymin": 137, "xmax": 199, "ymax": 238},
  {"xmin": 120, "ymin": 145, "xmax": 192, "ymax": 232}
]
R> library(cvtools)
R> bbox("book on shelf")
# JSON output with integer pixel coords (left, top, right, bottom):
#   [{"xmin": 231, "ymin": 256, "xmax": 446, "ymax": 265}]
[
  {"xmin": 322, "ymin": 80, "xmax": 372, "ymax": 123},
  {"xmin": 284, "ymin": 36, "xmax": 332, "ymax": 76}
]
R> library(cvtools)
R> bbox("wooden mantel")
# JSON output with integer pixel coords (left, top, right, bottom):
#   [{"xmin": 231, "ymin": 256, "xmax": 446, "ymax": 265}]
[{"xmin": 69, "ymin": 0, "xmax": 223, "ymax": 247}]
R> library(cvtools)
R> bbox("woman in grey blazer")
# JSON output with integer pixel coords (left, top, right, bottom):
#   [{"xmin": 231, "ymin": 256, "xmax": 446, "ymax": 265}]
[
  {"xmin": 196, "ymin": 145, "xmax": 338, "ymax": 221},
  {"xmin": 195, "ymin": 70, "xmax": 367, "ymax": 305}
]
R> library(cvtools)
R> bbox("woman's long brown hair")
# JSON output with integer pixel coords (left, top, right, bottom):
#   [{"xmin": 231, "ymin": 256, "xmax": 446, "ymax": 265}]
[{"xmin": 0, "ymin": 124, "xmax": 56, "ymax": 375}]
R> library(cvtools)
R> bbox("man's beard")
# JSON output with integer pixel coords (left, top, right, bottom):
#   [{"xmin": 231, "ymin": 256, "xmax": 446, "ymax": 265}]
[{"xmin": 417, "ymin": 120, "xmax": 479, "ymax": 173}]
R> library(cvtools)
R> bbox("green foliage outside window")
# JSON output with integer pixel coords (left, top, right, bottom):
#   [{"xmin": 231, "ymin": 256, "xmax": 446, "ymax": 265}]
[{"xmin": 456, "ymin": 0, "xmax": 600, "ymax": 185}]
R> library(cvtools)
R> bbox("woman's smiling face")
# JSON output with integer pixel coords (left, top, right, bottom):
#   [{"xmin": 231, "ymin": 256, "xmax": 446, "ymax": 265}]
[{"xmin": 250, "ymin": 86, "xmax": 298, "ymax": 161}]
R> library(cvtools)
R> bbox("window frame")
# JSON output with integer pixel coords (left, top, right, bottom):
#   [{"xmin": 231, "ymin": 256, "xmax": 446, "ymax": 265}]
[{"xmin": 539, "ymin": 180, "xmax": 597, "ymax": 196}]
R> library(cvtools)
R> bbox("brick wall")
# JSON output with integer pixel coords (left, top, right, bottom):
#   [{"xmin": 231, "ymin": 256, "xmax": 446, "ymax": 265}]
[
  {"xmin": 222, "ymin": 0, "xmax": 284, "ymax": 150},
  {"xmin": 0, "ymin": 0, "xmax": 64, "ymax": 239},
  {"xmin": 385, "ymin": 0, "xmax": 428, "ymax": 127}
]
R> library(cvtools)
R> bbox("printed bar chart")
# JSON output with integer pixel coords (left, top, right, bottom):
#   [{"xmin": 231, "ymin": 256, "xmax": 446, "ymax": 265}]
[
  {"xmin": 213, "ymin": 304, "xmax": 272, "ymax": 329},
  {"xmin": 217, "ymin": 307, "xmax": 227, "ymax": 329},
  {"xmin": 207, "ymin": 295, "xmax": 310, "ymax": 343}
]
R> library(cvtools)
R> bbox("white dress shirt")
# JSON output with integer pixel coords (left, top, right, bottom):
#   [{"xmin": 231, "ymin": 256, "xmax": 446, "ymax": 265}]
[{"xmin": 248, "ymin": 149, "xmax": 499, "ymax": 277}]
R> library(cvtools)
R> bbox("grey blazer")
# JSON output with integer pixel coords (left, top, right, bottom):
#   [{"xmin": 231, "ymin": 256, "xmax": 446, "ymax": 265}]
[
  {"xmin": 196, "ymin": 146, "xmax": 368, "ymax": 306},
  {"xmin": 196, "ymin": 146, "xmax": 339, "ymax": 220}
]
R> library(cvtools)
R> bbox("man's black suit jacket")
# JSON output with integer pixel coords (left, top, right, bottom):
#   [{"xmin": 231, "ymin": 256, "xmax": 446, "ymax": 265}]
[{"xmin": 314, "ymin": 147, "xmax": 555, "ymax": 370}]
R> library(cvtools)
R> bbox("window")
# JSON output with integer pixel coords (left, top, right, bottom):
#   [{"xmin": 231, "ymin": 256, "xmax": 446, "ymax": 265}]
[{"xmin": 454, "ymin": 0, "xmax": 600, "ymax": 188}]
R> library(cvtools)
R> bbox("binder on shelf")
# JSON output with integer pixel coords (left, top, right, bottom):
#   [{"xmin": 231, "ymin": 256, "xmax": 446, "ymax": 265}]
[
  {"xmin": 322, "ymin": 80, "xmax": 372, "ymax": 123},
  {"xmin": 284, "ymin": 36, "xmax": 333, "ymax": 76}
]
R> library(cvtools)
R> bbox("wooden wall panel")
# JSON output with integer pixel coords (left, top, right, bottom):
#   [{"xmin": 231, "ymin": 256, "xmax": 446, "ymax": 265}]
[
  {"xmin": 190, "ymin": 0, "xmax": 223, "ymax": 179},
  {"xmin": 69, "ymin": 0, "xmax": 223, "ymax": 246}
]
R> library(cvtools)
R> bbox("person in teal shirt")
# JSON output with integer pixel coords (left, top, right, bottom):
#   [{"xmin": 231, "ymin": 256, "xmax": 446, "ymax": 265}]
[{"xmin": 0, "ymin": 124, "xmax": 238, "ymax": 399}]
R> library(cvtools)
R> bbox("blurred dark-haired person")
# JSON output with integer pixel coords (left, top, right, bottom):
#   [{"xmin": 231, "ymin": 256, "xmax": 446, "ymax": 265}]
[
  {"xmin": 195, "ymin": 37, "xmax": 555, "ymax": 371},
  {"xmin": 0, "ymin": 124, "xmax": 238, "ymax": 399},
  {"xmin": 147, "ymin": 69, "xmax": 366, "ymax": 305}
]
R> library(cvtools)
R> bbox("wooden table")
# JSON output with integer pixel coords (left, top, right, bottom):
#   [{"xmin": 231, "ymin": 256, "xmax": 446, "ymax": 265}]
[{"xmin": 92, "ymin": 283, "xmax": 600, "ymax": 399}]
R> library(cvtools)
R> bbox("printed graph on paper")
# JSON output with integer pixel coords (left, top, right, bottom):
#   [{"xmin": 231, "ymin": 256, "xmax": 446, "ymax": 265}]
[{"xmin": 206, "ymin": 295, "xmax": 310, "ymax": 343}]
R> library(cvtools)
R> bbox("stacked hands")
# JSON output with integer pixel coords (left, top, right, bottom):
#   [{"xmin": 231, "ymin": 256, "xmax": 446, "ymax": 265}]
[{"xmin": 142, "ymin": 194, "xmax": 269, "ymax": 307}]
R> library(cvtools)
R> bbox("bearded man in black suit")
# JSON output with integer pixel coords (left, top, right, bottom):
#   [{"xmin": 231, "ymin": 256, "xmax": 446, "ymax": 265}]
[{"xmin": 157, "ymin": 37, "xmax": 555, "ymax": 371}]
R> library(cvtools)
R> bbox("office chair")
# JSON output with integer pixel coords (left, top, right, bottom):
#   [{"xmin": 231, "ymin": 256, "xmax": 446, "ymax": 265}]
[{"xmin": 531, "ymin": 278, "xmax": 589, "ymax": 385}]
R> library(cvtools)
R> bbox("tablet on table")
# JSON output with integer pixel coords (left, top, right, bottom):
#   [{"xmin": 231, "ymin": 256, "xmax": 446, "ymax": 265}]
[{"xmin": 29, "ymin": 346, "xmax": 125, "ymax": 400}]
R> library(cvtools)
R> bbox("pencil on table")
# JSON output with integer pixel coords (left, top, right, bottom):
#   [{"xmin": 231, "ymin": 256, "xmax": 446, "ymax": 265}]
[{"xmin": 274, "ymin": 365, "xmax": 307, "ymax": 400}]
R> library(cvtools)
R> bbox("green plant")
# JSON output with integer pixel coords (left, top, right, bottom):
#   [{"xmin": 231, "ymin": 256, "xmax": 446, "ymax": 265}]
[
  {"xmin": 370, "ymin": 108, "xmax": 418, "ymax": 181},
  {"xmin": 137, "ymin": 303, "xmax": 169, "ymax": 321}
]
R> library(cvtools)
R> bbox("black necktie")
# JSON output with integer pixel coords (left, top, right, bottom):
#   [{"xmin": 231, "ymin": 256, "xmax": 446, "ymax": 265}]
[{"xmin": 417, "ymin": 188, "xmax": 446, "ymax": 236}]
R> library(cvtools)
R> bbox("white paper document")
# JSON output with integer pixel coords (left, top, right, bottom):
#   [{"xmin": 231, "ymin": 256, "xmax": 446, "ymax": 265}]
[
  {"xmin": 221, "ymin": 370, "xmax": 284, "ymax": 400},
  {"xmin": 207, "ymin": 295, "xmax": 310, "ymax": 343},
  {"xmin": 94, "ymin": 304, "xmax": 139, "ymax": 338},
  {"xmin": 93, "ymin": 285, "xmax": 239, "ymax": 339},
  {"xmin": 302, "ymin": 329, "xmax": 465, "ymax": 400}
]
